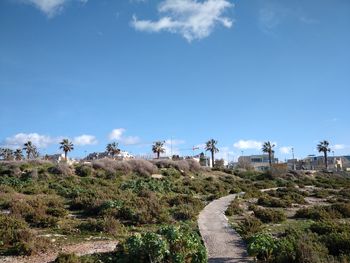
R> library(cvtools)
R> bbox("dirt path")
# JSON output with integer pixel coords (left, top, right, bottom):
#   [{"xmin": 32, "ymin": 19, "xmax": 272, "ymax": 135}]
[
  {"xmin": 0, "ymin": 240, "xmax": 118, "ymax": 263},
  {"xmin": 198, "ymin": 194, "xmax": 252, "ymax": 263}
]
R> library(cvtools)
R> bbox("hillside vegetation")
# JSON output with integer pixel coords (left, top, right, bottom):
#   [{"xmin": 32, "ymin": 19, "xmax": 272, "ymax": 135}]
[{"xmin": 1, "ymin": 159, "xmax": 349, "ymax": 262}]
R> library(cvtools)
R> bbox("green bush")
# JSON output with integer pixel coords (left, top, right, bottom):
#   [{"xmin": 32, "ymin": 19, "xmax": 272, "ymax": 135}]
[
  {"xmin": 330, "ymin": 203, "xmax": 350, "ymax": 218},
  {"xmin": 75, "ymin": 165, "xmax": 93, "ymax": 177},
  {"xmin": 159, "ymin": 225, "xmax": 207, "ymax": 263},
  {"xmin": 54, "ymin": 253, "xmax": 80, "ymax": 263},
  {"xmin": 253, "ymin": 207, "xmax": 286, "ymax": 223},
  {"xmin": 237, "ymin": 216, "xmax": 262, "ymax": 239},
  {"xmin": 10, "ymin": 195, "xmax": 67, "ymax": 227},
  {"xmin": 225, "ymin": 199, "xmax": 243, "ymax": 216},
  {"xmin": 247, "ymin": 233, "xmax": 277, "ymax": 261},
  {"xmin": 117, "ymin": 232, "xmax": 169, "ymax": 263},
  {"xmin": 117, "ymin": 226, "xmax": 207, "ymax": 263},
  {"xmin": 172, "ymin": 204, "xmax": 196, "ymax": 221},
  {"xmin": 78, "ymin": 216, "xmax": 124, "ymax": 236},
  {"xmin": 257, "ymin": 196, "xmax": 291, "ymax": 208},
  {"xmin": 0, "ymin": 215, "xmax": 47, "ymax": 256},
  {"xmin": 322, "ymin": 232, "xmax": 350, "ymax": 256},
  {"xmin": 294, "ymin": 206, "xmax": 340, "ymax": 221}
]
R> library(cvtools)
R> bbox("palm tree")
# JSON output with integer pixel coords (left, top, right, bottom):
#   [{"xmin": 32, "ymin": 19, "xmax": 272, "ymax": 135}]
[
  {"xmin": 317, "ymin": 140, "xmax": 331, "ymax": 170},
  {"xmin": 262, "ymin": 141, "xmax": 275, "ymax": 167},
  {"xmin": 23, "ymin": 141, "xmax": 35, "ymax": 160},
  {"xmin": 14, "ymin": 148, "xmax": 24, "ymax": 161},
  {"xmin": 106, "ymin": 142, "xmax": 120, "ymax": 158},
  {"xmin": 205, "ymin": 139, "xmax": 219, "ymax": 168},
  {"xmin": 152, "ymin": 141, "xmax": 165, "ymax": 159},
  {"xmin": 59, "ymin": 139, "xmax": 74, "ymax": 161},
  {"xmin": 0, "ymin": 148, "xmax": 14, "ymax": 161}
]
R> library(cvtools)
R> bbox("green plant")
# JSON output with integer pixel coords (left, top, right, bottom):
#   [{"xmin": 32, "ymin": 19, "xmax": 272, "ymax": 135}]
[
  {"xmin": 54, "ymin": 253, "xmax": 80, "ymax": 263},
  {"xmin": 225, "ymin": 199, "xmax": 243, "ymax": 216},
  {"xmin": 247, "ymin": 233, "xmax": 277, "ymax": 261},
  {"xmin": 253, "ymin": 207, "xmax": 286, "ymax": 223},
  {"xmin": 237, "ymin": 216, "xmax": 262, "ymax": 239}
]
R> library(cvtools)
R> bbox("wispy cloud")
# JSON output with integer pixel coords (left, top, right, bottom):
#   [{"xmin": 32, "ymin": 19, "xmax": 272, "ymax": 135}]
[
  {"xmin": 108, "ymin": 128, "xmax": 140, "ymax": 145},
  {"xmin": 131, "ymin": 0, "xmax": 233, "ymax": 42},
  {"xmin": 258, "ymin": 1, "xmax": 319, "ymax": 33},
  {"xmin": 20, "ymin": 0, "xmax": 87, "ymax": 17}
]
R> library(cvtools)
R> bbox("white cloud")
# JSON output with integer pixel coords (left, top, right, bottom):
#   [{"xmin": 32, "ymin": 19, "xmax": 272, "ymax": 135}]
[
  {"xmin": 108, "ymin": 128, "xmax": 140, "ymax": 145},
  {"xmin": 2, "ymin": 133, "xmax": 57, "ymax": 148},
  {"xmin": 131, "ymin": 0, "xmax": 233, "ymax": 42},
  {"xmin": 21, "ymin": 0, "xmax": 87, "ymax": 17},
  {"xmin": 233, "ymin": 140, "xmax": 263, "ymax": 150},
  {"xmin": 333, "ymin": 144, "xmax": 346, "ymax": 150},
  {"xmin": 108, "ymin": 128, "xmax": 125, "ymax": 141},
  {"xmin": 73, "ymin": 134, "xmax": 97, "ymax": 146},
  {"xmin": 280, "ymin": 146, "xmax": 293, "ymax": 154}
]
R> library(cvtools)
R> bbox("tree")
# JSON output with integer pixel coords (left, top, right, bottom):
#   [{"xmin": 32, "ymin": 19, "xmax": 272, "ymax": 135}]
[
  {"xmin": 14, "ymin": 149, "xmax": 24, "ymax": 161},
  {"xmin": 0, "ymin": 148, "xmax": 14, "ymax": 161},
  {"xmin": 59, "ymin": 139, "xmax": 74, "ymax": 161},
  {"xmin": 262, "ymin": 141, "xmax": 275, "ymax": 167},
  {"xmin": 152, "ymin": 141, "xmax": 165, "ymax": 159},
  {"xmin": 106, "ymin": 142, "xmax": 120, "ymax": 158},
  {"xmin": 205, "ymin": 139, "xmax": 219, "ymax": 168},
  {"xmin": 317, "ymin": 140, "xmax": 331, "ymax": 170},
  {"xmin": 23, "ymin": 141, "xmax": 37, "ymax": 160}
]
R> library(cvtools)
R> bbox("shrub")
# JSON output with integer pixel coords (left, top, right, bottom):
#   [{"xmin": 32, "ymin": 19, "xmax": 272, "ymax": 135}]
[
  {"xmin": 152, "ymin": 159, "xmax": 203, "ymax": 173},
  {"xmin": 127, "ymin": 159, "xmax": 158, "ymax": 177},
  {"xmin": 225, "ymin": 199, "xmax": 243, "ymax": 216},
  {"xmin": 295, "ymin": 233, "xmax": 329, "ymax": 263},
  {"xmin": 167, "ymin": 195, "xmax": 203, "ymax": 212},
  {"xmin": 117, "ymin": 226, "xmax": 207, "ymax": 263},
  {"xmin": 78, "ymin": 216, "xmax": 124, "ymax": 236},
  {"xmin": 0, "ymin": 215, "xmax": 47, "ymax": 256},
  {"xmin": 172, "ymin": 204, "xmax": 196, "ymax": 221},
  {"xmin": 10, "ymin": 195, "xmax": 67, "ymax": 227},
  {"xmin": 322, "ymin": 232, "xmax": 350, "ymax": 256},
  {"xmin": 159, "ymin": 225, "xmax": 207, "ymax": 263},
  {"xmin": 75, "ymin": 165, "xmax": 93, "ymax": 177},
  {"xmin": 247, "ymin": 233, "xmax": 277, "ymax": 261},
  {"xmin": 253, "ymin": 208, "xmax": 286, "ymax": 223},
  {"xmin": 257, "ymin": 196, "xmax": 291, "ymax": 208},
  {"xmin": 54, "ymin": 253, "xmax": 80, "ymax": 263},
  {"xmin": 117, "ymin": 232, "xmax": 169, "ymax": 263},
  {"xmin": 294, "ymin": 207, "xmax": 339, "ymax": 221},
  {"xmin": 237, "ymin": 216, "xmax": 262, "ymax": 239},
  {"xmin": 48, "ymin": 163, "xmax": 73, "ymax": 176},
  {"xmin": 330, "ymin": 203, "xmax": 350, "ymax": 218}
]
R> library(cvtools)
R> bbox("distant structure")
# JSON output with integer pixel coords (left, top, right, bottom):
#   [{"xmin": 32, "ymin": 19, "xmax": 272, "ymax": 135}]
[
  {"xmin": 85, "ymin": 151, "xmax": 134, "ymax": 161},
  {"xmin": 44, "ymin": 153, "xmax": 77, "ymax": 165},
  {"xmin": 237, "ymin": 154, "xmax": 278, "ymax": 171}
]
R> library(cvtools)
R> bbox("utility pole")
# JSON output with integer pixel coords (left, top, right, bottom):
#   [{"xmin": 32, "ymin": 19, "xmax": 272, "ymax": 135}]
[
  {"xmin": 170, "ymin": 137, "xmax": 173, "ymax": 157},
  {"xmin": 292, "ymin": 147, "xmax": 296, "ymax": 171}
]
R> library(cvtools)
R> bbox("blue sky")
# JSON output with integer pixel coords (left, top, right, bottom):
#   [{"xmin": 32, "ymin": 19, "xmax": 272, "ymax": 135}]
[{"xmin": 0, "ymin": 0, "xmax": 349, "ymax": 161}]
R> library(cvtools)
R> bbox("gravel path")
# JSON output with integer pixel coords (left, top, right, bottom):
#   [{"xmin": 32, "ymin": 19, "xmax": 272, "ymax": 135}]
[
  {"xmin": 0, "ymin": 240, "xmax": 118, "ymax": 263},
  {"xmin": 198, "ymin": 194, "xmax": 252, "ymax": 263}
]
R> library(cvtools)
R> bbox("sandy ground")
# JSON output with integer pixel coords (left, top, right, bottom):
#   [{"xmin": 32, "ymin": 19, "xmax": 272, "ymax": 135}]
[
  {"xmin": 198, "ymin": 194, "xmax": 252, "ymax": 263},
  {"xmin": 0, "ymin": 240, "xmax": 118, "ymax": 263}
]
